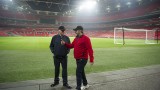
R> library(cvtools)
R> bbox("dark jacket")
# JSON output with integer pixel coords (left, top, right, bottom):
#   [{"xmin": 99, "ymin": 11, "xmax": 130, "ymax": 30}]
[{"xmin": 50, "ymin": 34, "xmax": 70, "ymax": 56}]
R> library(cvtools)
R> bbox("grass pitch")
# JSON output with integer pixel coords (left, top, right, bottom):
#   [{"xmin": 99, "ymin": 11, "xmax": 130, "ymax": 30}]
[{"xmin": 0, "ymin": 37, "xmax": 160, "ymax": 83}]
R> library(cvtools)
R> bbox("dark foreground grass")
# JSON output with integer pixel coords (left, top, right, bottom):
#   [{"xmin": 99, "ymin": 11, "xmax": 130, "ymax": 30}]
[{"xmin": 0, "ymin": 37, "xmax": 160, "ymax": 83}]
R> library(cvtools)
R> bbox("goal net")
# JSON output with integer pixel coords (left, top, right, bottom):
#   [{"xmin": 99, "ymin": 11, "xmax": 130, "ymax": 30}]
[{"xmin": 114, "ymin": 27, "xmax": 158, "ymax": 45}]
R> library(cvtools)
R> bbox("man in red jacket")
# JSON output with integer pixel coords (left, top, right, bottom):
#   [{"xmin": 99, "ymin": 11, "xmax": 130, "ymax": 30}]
[{"xmin": 61, "ymin": 26, "xmax": 94, "ymax": 90}]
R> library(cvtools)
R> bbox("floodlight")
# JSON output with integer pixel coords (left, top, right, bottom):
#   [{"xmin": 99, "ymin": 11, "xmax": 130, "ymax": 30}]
[
  {"xmin": 78, "ymin": 0, "xmax": 97, "ymax": 11},
  {"xmin": 116, "ymin": 4, "xmax": 120, "ymax": 8},
  {"xmin": 127, "ymin": 2, "xmax": 131, "ymax": 5},
  {"xmin": 106, "ymin": 7, "xmax": 110, "ymax": 10}
]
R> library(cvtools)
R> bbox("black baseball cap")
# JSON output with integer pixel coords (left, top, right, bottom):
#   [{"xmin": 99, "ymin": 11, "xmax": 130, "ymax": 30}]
[
  {"xmin": 73, "ymin": 26, "xmax": 83, "ymax": 31},
  {"xmin": 58, "ymin": 26, "xmax": 65, "ymax": 31}
]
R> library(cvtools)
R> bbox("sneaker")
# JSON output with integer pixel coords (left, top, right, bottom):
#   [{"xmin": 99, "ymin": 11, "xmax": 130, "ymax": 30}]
[
  {"xmin": 50, "ymin": 82, "xmax": 59, "ymax": 87},
  {"xmin": 63, "ymin": 84, "xmax": 72, "ymax": 89},
  {"xmin": 82, "ymin": 84, "xmax": 90, "ymax": 89},
  {"xmin": 81, "ymin": 86, "xmax": 85, "ymax": 90}
]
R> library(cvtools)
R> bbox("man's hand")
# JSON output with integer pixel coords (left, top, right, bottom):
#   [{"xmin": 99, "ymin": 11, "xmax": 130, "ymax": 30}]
[
  {"xmin": 61, "ymin": 39, "xmax": 65, "ymax": 45},
  {"xmin": 90, "ymin": 62, "xmax": 94, "ymax": 66},
  {"xmin": 90, "ymin": 62, "xmax": 94, "ymax": 72}
]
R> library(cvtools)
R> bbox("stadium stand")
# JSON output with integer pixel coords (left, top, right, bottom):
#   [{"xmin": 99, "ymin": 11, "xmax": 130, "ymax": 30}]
[
  {"xmin": 0, "ymin": 0, "xmax": 160, "ymax": 39},
  {"xmin": 0, "ymin": 27, "xmax": 159, "ymax": 40}
]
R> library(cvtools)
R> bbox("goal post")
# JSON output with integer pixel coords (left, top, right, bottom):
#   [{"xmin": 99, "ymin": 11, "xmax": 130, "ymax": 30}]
[{"xmin": 114, "ymin": 27, "xmax": 158, "ymax": 45}]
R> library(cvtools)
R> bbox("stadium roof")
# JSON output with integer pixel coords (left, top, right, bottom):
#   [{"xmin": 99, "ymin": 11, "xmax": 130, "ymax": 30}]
[{"xmin": 0, "ymin": 0, "xmax": 159, "ymax": 16}]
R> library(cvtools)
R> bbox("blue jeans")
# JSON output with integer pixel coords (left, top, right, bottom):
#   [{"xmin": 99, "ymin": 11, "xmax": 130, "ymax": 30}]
[{"xmin": 76, "ymin": 59, "xmax": 88, "ymax": 90}]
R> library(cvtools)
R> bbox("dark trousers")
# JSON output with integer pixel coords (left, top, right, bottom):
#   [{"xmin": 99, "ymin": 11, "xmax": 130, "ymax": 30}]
[
  {"xmin": 76, "ymin": 59, "xmax": 88, "ymax": 89},
  {"xmin": 53, "ymin": 56, "xmax": 68, "ymax": 85}
]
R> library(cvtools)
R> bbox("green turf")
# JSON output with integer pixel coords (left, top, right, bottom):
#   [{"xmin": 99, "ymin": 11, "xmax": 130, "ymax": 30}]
[{"xmin": 0, "ymin": 37, "xmax": 160, "ymax": 83}]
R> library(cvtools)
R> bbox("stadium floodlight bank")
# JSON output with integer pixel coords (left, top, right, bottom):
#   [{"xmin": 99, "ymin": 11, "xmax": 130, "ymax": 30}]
[{"xmin": 114, "ymin": 27, "xmax": 159, "ymax": 45}]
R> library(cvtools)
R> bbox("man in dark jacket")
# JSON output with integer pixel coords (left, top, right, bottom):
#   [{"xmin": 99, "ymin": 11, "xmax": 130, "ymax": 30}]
[
  {"xmin": 50, "ymin": 26, "xmax": 72, "ymax": 89},
  {"xmin": 61, "ymin": 26, "xmax": 94, "ymax": 90}
]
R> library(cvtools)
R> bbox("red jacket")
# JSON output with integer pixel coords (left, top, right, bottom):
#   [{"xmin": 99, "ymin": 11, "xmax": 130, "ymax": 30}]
[{"xmin": 65, "ymin": 35, "xmax": 94, "ymax": 63}]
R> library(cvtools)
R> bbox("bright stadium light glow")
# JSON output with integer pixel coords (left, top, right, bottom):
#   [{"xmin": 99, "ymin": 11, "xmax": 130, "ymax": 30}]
[
  {"xmin": 106, "ymin": 6, "xmax": 110, "ymax": 12},
  {"xmin": 126, "ymin": 2, "xmax": 131, "ymax": 5},
  {"xmin": 78, "ymin": 6, "xmax": 84, "ymax": 11},
  {"xmin": 78, "ymin": 0, "xmax": 97, "ymax": 11},
  {"xmin": 106, "ymin": 7, "xmax": 110, "ymax": 10},
  {"xmin": 116, "ymin": 4, "xmax": 121, "ymax": 8}
]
